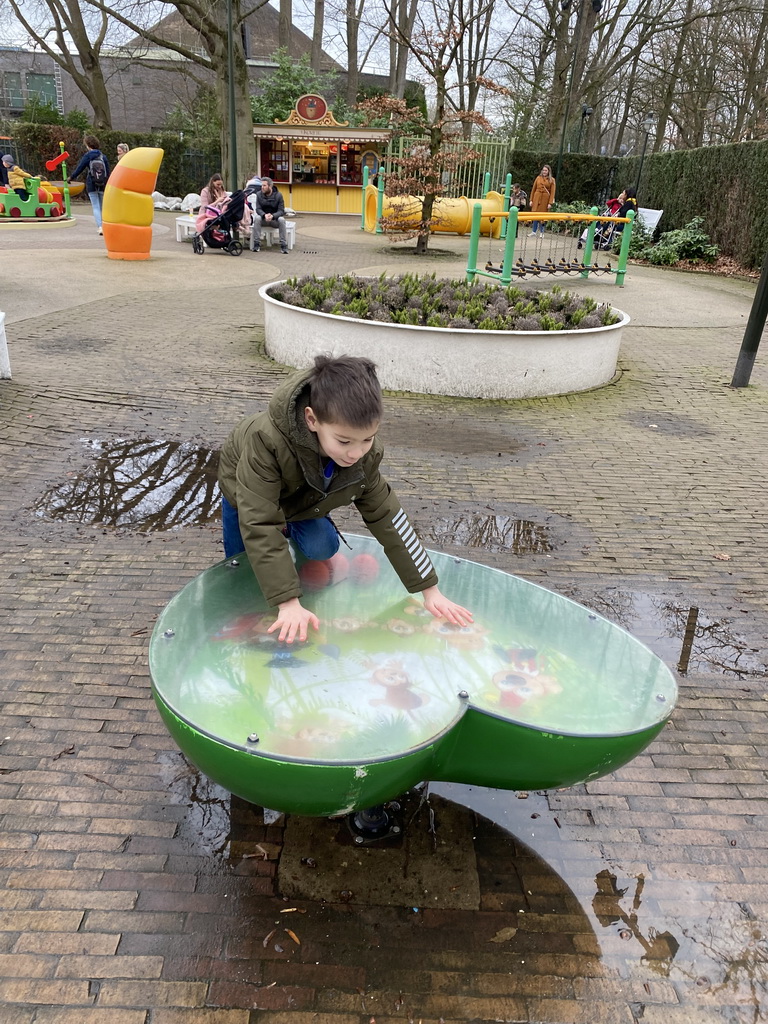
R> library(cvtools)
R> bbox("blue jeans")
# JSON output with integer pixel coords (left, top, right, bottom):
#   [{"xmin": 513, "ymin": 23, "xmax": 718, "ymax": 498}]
[
  {"xmin": 531, "ymin": 220, "xmax": 545, "ymax": 235},
  {"xmin": 221, "ymin": 495, "xmax": 340, "ymax": 561},
  {"xmin": 88, "ymin": 190, "xmax": 103, "ymax": 229}
]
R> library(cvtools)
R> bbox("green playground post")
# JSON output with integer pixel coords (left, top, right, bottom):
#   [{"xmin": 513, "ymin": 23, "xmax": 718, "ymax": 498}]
[
  {"xmin": 466, "ymin": 203, "xmax": 482, "ymax": 283},
  {"xmin": 375, "ymin": 172, "xmax": 385, "ymax": 234},
  {"xmin": 360, "ymin": 166, "xmax": 368, "ymax": 229},
  {"xmin": 60, "ymin": 141, "xmax": 71, "ymax": 219},
  {"xmin": 500, "ymin": 173, "xmax": 512, "ymax": 240},
  {"xmin": 580, "ymin": 205, "xmax": 599, "ymax": 278},
  {"xmin": 499, "ymin": 206, "xmax": 518, "ymax": 285},
  {"xmin": 482, "ymin": 171, "xmax": 491, "ymax": 198},
  {"xmin": 615, "ymin": 209, "xmax": 635, "ymax": 286}
]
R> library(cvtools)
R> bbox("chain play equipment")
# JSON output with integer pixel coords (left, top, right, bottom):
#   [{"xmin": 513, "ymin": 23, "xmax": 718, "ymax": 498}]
[{"xmin": 467, "ymin": 206, "xmax": 636, "ymax": 287}]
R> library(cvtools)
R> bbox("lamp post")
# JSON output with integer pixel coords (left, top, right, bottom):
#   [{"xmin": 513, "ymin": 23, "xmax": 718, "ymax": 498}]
[
  {"xmin": 634, "ymin": 114, "xmax": 654, "ymax": 194},
  {"xmin": 577, "ymin": 103, "xmax": 593, "ymax": 152}
]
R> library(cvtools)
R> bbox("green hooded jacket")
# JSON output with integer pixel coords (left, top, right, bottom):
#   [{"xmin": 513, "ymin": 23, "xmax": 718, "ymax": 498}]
[{"xmin": 218, "ymin": 367, "xmax": 438, "ymax": 607}]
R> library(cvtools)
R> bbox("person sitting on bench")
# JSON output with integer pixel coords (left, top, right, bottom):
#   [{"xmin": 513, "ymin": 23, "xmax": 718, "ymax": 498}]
[{"xmin": 250, "ymin": 178, "xmax": 288, "ymax": 254}]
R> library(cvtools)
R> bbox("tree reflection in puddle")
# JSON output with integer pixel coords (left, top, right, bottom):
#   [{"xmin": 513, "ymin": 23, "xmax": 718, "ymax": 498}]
[
  {"xmin": 425, "ymin": 512, "xmax": 552, "ymax": 555},
  {"xmin": 558, "ymin": 586, "xmax": 767, "ymax": 679},
  {"xmin": 35, "ymin": 437, "xmax": 220, "ymax": 531}
]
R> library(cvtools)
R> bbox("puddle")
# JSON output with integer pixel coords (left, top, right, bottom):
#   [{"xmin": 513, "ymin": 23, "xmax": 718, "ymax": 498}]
[
  {"xmin": 558, "ymin": 585, "xmax": 767, "ymax": 679},
  {"xmin": 35, "ymin": 437, "xmax": 220, "ymax": 531},
  {"xmin": 424, "ymin": 513, "xmax": 552, "ymax": 554},
  {"xmin": 435, "ymin": 781, "xmax": 768, "ymax": 1012},
  {"xmin": 153, "ymin": 751, "xmax": 766, "ymax": 1016}
]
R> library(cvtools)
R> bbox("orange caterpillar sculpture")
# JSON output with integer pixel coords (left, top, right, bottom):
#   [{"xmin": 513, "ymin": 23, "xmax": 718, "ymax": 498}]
[{"xmin": 102, "ymin": 147, "xmax": 164, "ymax": 261}]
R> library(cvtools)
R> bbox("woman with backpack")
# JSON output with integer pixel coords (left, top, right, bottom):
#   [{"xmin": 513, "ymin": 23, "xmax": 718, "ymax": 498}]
[{"xmin": 71, "ymin": 135, "xmax": 110, "ymax": 235}]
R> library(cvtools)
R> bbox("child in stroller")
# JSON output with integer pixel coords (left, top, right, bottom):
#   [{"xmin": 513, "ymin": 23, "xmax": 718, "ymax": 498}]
[
  {"xmin": 192, "ymin": 189, "xmax": 247, "ymax": 256},
  {"xmin": 578, "ymin": 189, "xmax": 635, "ymax": 251}
]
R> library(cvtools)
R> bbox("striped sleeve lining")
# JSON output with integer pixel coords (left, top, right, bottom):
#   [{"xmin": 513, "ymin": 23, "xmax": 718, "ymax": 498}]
[{"xmin": 392, "ymin": 508, "xmax": 433, "ymax": 580}]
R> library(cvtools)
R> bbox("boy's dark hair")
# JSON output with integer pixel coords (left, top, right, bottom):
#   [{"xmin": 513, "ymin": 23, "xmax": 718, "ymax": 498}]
[
  {"xmin": 624, "ymin": 186, "xmax": 637, "ymax": 199},
  {"xmin": 308, "ymin": 355, "xmax": 383, "ymax": 428}
]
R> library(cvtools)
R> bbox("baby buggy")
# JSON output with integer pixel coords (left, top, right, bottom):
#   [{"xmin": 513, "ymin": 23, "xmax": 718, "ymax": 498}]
[
  {"xmin": 192, "ymin": 189, "xmax": 246, "ymax": 256},
  {"xmin": 577, "ymin": 197, "xmax": 622, "ymax": 251}
]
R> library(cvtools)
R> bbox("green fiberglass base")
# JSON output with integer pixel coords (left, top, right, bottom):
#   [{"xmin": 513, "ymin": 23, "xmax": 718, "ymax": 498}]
[{"xmin": 149, "ymin": 535, "xmax": 677, "ymax": 816}]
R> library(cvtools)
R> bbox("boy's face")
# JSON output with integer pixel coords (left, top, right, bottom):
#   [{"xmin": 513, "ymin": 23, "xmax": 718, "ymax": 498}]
[{"xmin": 305, "ymin": 408, "xmax": 378, "ymax": 467}]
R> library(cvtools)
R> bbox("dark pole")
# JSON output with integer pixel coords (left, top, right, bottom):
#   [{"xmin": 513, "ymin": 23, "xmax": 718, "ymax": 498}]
[
  {"xmin": 227, "ymin": 0, "xmax": 238, "ymax": 190},
  {"xmin": 634, "ymin": 130, "xmax": 649, "ymax": 194},
  {"xmin": 731, "ymin": 251, "xmax": 768, "ymax": 387}
]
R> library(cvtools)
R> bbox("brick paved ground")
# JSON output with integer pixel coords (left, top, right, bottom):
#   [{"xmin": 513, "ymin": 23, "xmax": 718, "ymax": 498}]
[{"xmin": 1, "ymin": 207, "xmax": 767, "ymax": 1024}]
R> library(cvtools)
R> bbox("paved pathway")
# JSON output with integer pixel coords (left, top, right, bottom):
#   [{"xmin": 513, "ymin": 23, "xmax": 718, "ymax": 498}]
[{"xmin": 1, "ymin": 206, "xmax": 767, "ymax": 1024}]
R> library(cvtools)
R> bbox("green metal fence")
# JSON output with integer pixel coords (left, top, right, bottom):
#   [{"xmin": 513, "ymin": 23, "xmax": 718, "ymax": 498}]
[{"xmin": 392, "ymin": 136, "xmax": 515, "ymax": 199}]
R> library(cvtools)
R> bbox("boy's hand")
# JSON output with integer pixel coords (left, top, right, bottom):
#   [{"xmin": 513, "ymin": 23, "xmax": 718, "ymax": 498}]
[
  {"xmin": 268, "ymin": 598, "xmax": 319, "ymax": 644},
  {"xmin": 421, "ymin": 586, "xmax": 474, "ymax": 627}
]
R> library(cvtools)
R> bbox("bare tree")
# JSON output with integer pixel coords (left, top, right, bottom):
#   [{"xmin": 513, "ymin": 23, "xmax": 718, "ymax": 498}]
[
  {"xmin": 311, "ymin": 0, "xmax": 326, "ymax": 69},
  {"xmin": 85, "ymin": 0, "xmax": 265, "ymax": 186},
  {"xmin": 6, "ymin": 0, "xmax": 114, "ymax": 128},
  {"xmin": 279, "ymin": 0, "xmax": 293, "ymax": 49}
]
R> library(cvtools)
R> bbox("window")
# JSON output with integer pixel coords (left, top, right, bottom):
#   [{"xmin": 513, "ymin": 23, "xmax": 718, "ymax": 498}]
[
  {"xmin": 25, "ymin": 73, "xmax": 57, "ymax": 107},
  {"xmin": 260, "ymin": 139, "xmax": 289, "ymax": 183},
  {"xmin": 2, "ymin": 72, "xmax": 23, "ymax": 110}
]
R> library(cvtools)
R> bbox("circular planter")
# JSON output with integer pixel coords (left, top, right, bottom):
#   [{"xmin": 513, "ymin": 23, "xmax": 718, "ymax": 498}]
[{"xmin": 260, "ymin": 280, "xmax": 630, "ymax": 400}]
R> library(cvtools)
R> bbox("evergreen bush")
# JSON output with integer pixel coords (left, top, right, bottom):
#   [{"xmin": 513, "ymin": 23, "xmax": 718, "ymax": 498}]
[
  {"xmin": 268, "ymin": 274, "xmax": 619, "ymax": 332},
  {"xmin": 635, "ymin": 217, "xmax": 720, "ymax": 266}
]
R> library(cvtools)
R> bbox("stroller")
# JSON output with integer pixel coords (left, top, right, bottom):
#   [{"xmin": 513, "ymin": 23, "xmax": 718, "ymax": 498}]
[
  {"xmin": 192, "ymin": 189, "xmax": 246, "ymax": 256},
  {"xmin": 578, "ymin": 197, "xmax": 622, "ymax": 251}
]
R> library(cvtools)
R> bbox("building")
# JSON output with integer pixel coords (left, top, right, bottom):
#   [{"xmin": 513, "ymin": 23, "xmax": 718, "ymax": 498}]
[{"xmin": 0, "ymin": 7, "xmax": 395, "ymax": 133}]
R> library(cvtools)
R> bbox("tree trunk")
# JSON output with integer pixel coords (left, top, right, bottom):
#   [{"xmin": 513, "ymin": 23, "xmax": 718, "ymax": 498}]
[
  {"xmin": 346, "ymin": 0, "xmax": 361, "ymax": 106},
  {"xmin": 415, "ymin": 72, "xmax": 446, "ymax": 255},
  {"xmin": 311, "ymin": 0, "xmax": 325, "ymax": 70},
  {"xmin": 212, "ymin": 3, "xmax": 256, "ymax": 188},
  {"xmin": 279, "ymin": 0, "xmax": 293, "ymax": 51},
  {"xmin": 652, "ymin": 0, "xmax": 693, "ymax": 153}
]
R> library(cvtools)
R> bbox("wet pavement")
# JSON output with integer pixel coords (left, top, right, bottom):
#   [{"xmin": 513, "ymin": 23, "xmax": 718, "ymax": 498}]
[{"xmin": 1, "ymin": 206, "xmax": 767, "ymax": 1023}]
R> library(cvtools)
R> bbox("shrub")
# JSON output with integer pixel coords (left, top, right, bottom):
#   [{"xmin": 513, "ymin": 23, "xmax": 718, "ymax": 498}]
[
  {"xmin": 268, "ymin": 274, "xmax": 619, "ymax": 332},
  {"xmin": 636, "ymin": 217, "xmax": 720, "ymax": 265}
]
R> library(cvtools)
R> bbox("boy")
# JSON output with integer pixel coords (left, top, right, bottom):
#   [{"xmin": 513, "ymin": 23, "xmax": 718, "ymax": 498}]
[
  {"xmin": 218, "ymin": 355, "xmax": 473, "ymax": 644},
  {"xmin": 1, "ymin": 154, "xmax": 32, "ymax": 200}
]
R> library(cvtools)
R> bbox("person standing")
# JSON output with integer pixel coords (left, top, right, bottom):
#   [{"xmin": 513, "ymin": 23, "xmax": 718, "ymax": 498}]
[
  {"xmin": 529, "ymin": 164, "xmax": 556, "ymax": 238},
  {"xmin": 71, "ymin": 136, "xmax": 110, "ymax": 235},
  {"xmin": 116, "ymin": 143, "xmax": 130, "ymax": 162}
]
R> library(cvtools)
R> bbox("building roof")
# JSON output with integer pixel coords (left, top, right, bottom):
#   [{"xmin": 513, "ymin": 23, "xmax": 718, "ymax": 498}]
[{"xmin": 127, "ymin": 3, "xmax": 344, "ymax": 72}]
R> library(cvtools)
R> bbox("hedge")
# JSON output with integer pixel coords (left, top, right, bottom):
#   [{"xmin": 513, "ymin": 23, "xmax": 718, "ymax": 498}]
[
  {"xmin": 627, "ymin": 140, "xmax": 768, "ymax": 270},
  {"xmin": 8, "ymin": 123, "xmax": 220, "ymax": 197},
  {"xmin": 509, "ymin": 140, "xmax": 768, "ymax": 269}
]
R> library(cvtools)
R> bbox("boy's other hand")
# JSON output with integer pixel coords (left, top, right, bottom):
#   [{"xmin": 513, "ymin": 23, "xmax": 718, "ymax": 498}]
[
  {"xmin": 268, "ymin": 598, "xmax": 319, "ymax": 644},
  {"xmin": 421, "ymin": 586, "xmax": 474, "ymax": 627}
]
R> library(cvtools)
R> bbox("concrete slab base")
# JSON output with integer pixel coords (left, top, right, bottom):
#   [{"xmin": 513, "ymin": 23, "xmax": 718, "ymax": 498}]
[{"xmin": 278, "ymin": 792, "xmax": 481, "ymax": 909}]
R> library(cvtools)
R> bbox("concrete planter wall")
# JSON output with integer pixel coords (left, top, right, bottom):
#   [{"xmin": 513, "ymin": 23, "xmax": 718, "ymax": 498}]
[{"xmin": 260, "ymin": 281, "xmax": 630, "ymax": 400}]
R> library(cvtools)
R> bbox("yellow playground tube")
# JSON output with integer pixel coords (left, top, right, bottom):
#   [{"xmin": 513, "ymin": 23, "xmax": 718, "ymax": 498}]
[
  {"xmin": 102, "ymin": 146, "xmax": 164, "ymax": 260},
  {"xmin": 364, "ymin": 184, "xmax": 503, "ymax": 237}
]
